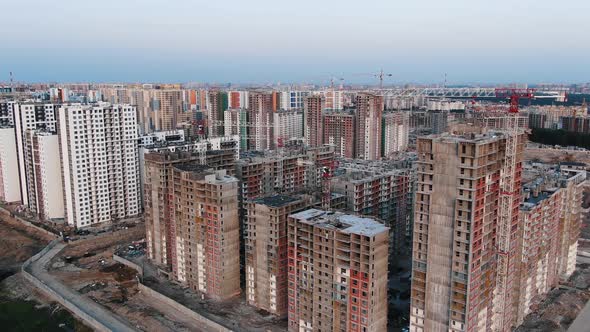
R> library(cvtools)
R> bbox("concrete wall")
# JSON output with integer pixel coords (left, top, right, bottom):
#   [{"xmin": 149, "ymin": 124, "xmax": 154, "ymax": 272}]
[
  {"xmin": 137, "ymin": 283, "xmax": 233, "ymax": 332},
  {"xmin": 113, "ymin": 254, "xmax": 143, "ymax": 276}
]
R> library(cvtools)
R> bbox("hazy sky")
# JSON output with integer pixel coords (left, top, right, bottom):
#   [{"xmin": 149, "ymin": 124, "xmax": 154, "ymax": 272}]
[{"xmin": 1, "ymin": 0, "xmax": 589, "ymax": 84}]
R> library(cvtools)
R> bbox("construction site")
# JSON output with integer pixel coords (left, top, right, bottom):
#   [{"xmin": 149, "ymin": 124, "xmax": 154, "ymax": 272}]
[{"xmin": 0, "ymin": 206, "xmax": 92, "ymax": 332}]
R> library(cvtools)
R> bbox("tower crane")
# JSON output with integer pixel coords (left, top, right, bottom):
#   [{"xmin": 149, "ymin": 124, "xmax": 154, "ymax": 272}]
[
  {"xmin": 494, "ymin": 88, "xmax": 536, "ymax": 113},
  {"xmin": 330, "ymin": 76, "xmax": 344, "ymax": 89},
  {"xmin": 354, "ymin": 69, "xmax": 393, "ymax": 89}
]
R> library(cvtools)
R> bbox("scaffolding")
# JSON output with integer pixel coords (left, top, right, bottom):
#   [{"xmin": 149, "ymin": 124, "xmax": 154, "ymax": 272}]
[{"xmin": 491, "ymin": 116, "xmax": 524, "ymax": 331}]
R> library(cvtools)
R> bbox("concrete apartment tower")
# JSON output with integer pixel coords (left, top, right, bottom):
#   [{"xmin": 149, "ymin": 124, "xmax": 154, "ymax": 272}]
[
  {"xmin": 207, "ymin": 90, "xmax": 228, "ymax": 137},
  {"xmin": 248, "ymin": 92, "xmax": 274, "ymax": 151},
  {"xmin": 224, "ymin": 108, "xmax": 248, "ymax": 151},
  {"xmin": 0, "ymin": 127, "xmax": 21, "ymax": 203},
  {"xmin": 12, "ymin": 103, "xmax": 58, "ymax": 207},
  {"xmin": 514, "ymin": 163, "xmax": 586, "ymax": 326},
  {"xmin": 304, "ymin": 95, "xmax": 324, "ymax": 147},
  {"xmin": 323, "ymin": 110, "xmax": 356, "ymax": 158},
  {"xmin": 244, "ymin": 195, "xmax": 308, "ymax": 316},
  {"xmin": 355, "ymin": 93, "xmax": 383, "ymax": 160},
  {"xmin": 332, "ymin": 165, "xmax": 412, "ymax": 255},
  {"xmin": 24, "ymin": 130, "xmax": 64, "ymax": 220},
  {"xmin": 410, "ymin": 130, "xmax": 526, "ymax": 332},
  {"xmin": 144, "ymin": 152, "xmax": 240, "ymax": 300},
  {"xmin": 382, "ymin": 111, "xmax": 409, "ymax": 158},
  {"xmin": 287, "ymin": 209, "xmax": 389, "ymax": 332},
  {"xmin": 58, "ymin": 104, "xmax": 140, "ymax": 228},
  {"xmin": 273, "ymin": 109, "xmax": 304, "ymax": 147},
  {"xmin": 153, "ymin": 89, "xmax": 184, "ymax": 131}
]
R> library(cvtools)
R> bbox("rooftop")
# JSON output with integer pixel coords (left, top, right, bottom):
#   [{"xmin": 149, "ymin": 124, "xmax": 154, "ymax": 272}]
[
  {"xmin": 252, "ymin": 195, "xmax": 300, "ymax": 208},
  {"xmin": 173, "ymin": 163, "xmax": 211, "ymax": 173},
  {"xmin": 430, "ymin": 131, "xmax": 508, "ymax": 144},
  {"xmin": 290, "ymin": 209, "xmax": 388, "ymax": 237}
]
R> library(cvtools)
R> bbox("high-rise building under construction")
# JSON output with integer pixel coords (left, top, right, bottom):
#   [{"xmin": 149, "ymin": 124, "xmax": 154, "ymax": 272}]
[
  {"xmin": 244, "ymin": 195, "xmax": 308, "ymax": 316},
  {"xmin": 288, "ymin": 209, "xmax": 389, "ymax": 332},
  {"xmin": 144, "ymin": 153, "xmax": 240, "ymax": 300},
  {"xmin": 355, "ymin": 93, "xmax": 383, "ymax": 160},
  {"xmin": 410, "ymin": 127, "xmax": 586, "ymax": 332},
  {"xmin": 411, "ymin": 130, "xmax": 526, "ymax": 332}
]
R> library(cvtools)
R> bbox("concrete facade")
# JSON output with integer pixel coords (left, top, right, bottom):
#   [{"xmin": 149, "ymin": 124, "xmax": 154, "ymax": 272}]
[
  {"xmin": 144, "ymin": 152, "xmax": 240, "ymax": 300},
  {"xmin": 332, "ymin": 164, "xmax": 412, "ymax": 255},
  {"xmin": 25, "ymin": 130, "xmax": 64, "ymax": 220},
  {"xmin": 323, "ymin": 111, "xmax": 355, "ymax": 158},
  {"xmin": 287, "ymin": 209, "xmax": 389, "ymax": 332},
  {"xmin": 304, "ymin": 95, "xmax": 324, "ymax": 148},
  {"xmin": 411, "ymin": 131, "xmax": 525, "ymax": 332},
  {"xmin": 355, "ymin": 93, "xmax": 383, "ymax": 160},
  {"xmin": 12, "ymin": 103, "xmax": 58, "ymax": 207},
  {"xmin": 244, "ymin": 195, "xmax": 308, "ymax": 316},
  {"xmin": 273, "ymin": 109, "xmax": 304, "ymax": 148},
  {"xmin": 382, "ymin": 111, "xmax": 409, "ymax": 158},
  {"xmin": 0, "ymin": 127, "xmax": 21, "ymax": 202}
]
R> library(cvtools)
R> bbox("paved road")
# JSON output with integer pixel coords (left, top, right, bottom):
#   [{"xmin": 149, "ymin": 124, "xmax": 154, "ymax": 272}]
[
  {"xmin": 27, "ymin": 242, "xmax": 137, "ymax": 332},
  {"xmin": 568, "ymin": 299, "xmax": 590, "ymax": 332}
]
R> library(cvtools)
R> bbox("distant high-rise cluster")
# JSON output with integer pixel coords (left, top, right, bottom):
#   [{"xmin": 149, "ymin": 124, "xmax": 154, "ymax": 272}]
[
  {"xmin": 1, "ymin": 83, "xmax": 587, "ymax": 332},
  {"xmin": 97, "ymin": 84, "xmax": 410, "ymax": 161}
]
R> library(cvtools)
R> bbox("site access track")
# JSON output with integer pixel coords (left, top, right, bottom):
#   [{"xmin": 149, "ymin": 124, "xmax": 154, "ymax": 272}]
[{"xmin": 24, "ymin": 240, "xmax": 137, "ymax": 332}]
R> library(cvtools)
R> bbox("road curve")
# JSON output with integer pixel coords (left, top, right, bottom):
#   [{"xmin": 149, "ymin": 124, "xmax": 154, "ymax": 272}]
[{"xmin": 25, "ymin": 241, "xmax": 137, "ymax": 332}]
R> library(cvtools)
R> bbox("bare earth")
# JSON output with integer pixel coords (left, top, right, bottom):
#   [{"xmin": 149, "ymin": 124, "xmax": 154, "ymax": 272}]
[
  {"xmin": 47, "ymin": 225, "xmax": 209, "ymax": 332},
  {"xmin": 0, "ymin": 209, "xmax": 53, "ymax": 280}
]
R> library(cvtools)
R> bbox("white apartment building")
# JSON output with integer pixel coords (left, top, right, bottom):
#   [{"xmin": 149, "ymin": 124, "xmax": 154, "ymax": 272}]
[
  {"xmin": 25, "ymin": 130, "xmax": 64, "ymax": 220},
  {"xmin": 383, "ymin": 111, "xmax": 409, "ymax": 158},
  {"xmin": 0, "ymin": 127, "xmax": 21, "ymax": 203},
  {"xmin": 13, "ymin": 103, "xmax": 58, "ymax": 206},
  {"xmin": 138, "ymin": 129, "xmax": 185, "ymax": 146},
  {"xmin": 0, "ymin": 101, "xmax": 16, "ymax": 127},
  {"xmin": 224, "ymin": 109, "xmax": 248, "ymax": 151},
  {"xmin": 273, "ymin": 110, "xmax": 303, "ymax": 147},
  {"xmin": 58, "ymin": 103, "xmax": 140, "ymax": 228},
  {"xmin": 280, "ymin": 91, "xmax": 310, "ymax": 110}
]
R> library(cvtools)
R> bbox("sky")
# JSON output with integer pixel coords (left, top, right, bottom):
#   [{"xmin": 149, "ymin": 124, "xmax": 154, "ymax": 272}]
[{"xmin": 1, "ymin": 0, "xmax": 589, "ymax": 84}]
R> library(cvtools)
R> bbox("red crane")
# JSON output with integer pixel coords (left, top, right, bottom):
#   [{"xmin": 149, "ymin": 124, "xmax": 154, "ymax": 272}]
[{"xmin": 495, "ymin": 88, "xmax": 536, "ymax": 113}]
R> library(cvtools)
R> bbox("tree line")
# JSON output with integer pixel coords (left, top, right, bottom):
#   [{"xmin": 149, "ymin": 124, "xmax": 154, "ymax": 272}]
[{"xmin": 529, "ymin": 128, "xmax": 590, "ymax": 149}]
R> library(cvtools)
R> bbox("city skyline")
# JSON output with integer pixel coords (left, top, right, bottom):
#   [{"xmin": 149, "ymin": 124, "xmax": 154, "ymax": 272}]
[
  {"xmin": 2, "ymin": 0, "xmax": 590, "ymax": 84},
  {"xmin": 2, "ymin": 1, "xmax": 590, "ymax": 330}
]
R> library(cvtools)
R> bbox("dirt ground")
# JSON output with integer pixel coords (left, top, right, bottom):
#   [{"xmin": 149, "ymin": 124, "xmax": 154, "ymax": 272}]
[
  {"xmin": 143, "ymin": 274, "xmax": 287, "ymax": 332},
  {"xmin": 0, "ymin": 210, "xmax": 54, "ymax": 280},
  {"xmin": 517, "ymin": 263, "xmax": 590, "ymax": 332},
  {"xmin": 47, "ymin": 225, "xmax": 210, "ymax": 332},
  {"xmin": 0, "ymin": 210, "xmax": 91, "ymax": 332},
  {"xmin": 524, "ymin": 148, "xmax": 590, "ymax": 165}
]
